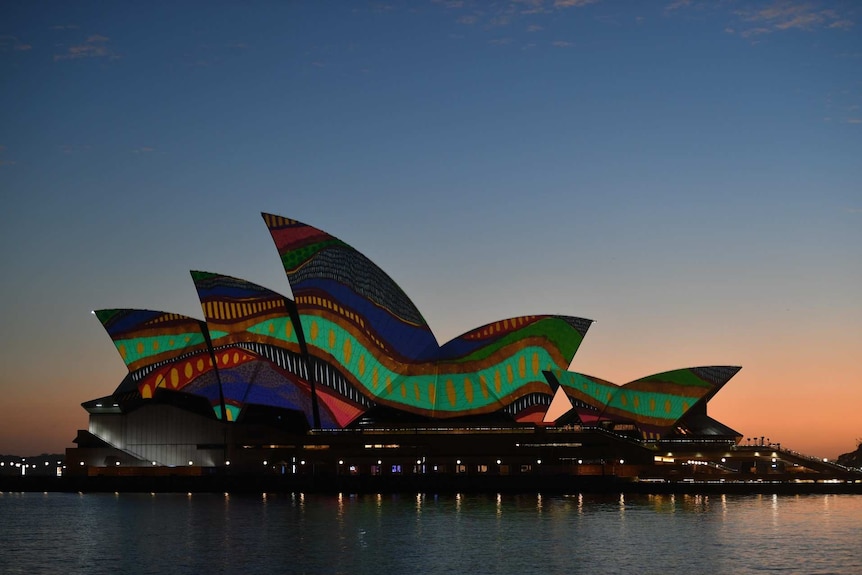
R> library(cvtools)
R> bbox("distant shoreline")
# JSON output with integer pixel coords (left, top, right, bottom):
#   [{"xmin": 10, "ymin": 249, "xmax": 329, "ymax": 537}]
[{"xmin": 3, "ymin": 474, "xmax": 861, "ymax": 496}]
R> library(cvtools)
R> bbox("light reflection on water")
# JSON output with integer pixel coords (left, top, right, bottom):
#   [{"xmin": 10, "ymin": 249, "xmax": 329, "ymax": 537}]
[{"xmin": 1, "ymin": 491, "xmax": 861, "ymax": 575}]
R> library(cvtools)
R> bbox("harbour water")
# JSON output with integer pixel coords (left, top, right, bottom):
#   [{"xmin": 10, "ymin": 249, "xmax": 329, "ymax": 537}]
[{"xmin": 1, "ymin": 491, "xmax": 860, "ymax": 574}]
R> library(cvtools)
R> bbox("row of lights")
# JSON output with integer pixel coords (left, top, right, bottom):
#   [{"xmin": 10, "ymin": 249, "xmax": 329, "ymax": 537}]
[
  {"xmin": 73, "ymin": 457, "xmax": 632, "ymax": 468},
  {"xmin": 1, "ymin": 461, "xmax": 62, "ymax": 468}
]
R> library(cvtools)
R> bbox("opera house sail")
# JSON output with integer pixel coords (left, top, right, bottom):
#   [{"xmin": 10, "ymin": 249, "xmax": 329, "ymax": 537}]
[{"xmin": 68, "ymin": 212, "xmax": 750, "ymax": 479}]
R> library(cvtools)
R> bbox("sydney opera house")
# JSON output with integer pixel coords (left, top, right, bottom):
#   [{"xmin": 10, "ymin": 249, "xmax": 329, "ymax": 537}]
[{"xmin": 67, "ymin": 213, "xmax": 760, "ymax": 483}]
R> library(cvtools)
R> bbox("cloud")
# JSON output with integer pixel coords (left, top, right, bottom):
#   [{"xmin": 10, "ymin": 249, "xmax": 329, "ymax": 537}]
[
  {"xmin": 0, "ymin": 35, "xmax": 31, "ymax": 52},
  {"xmin": 553, "ymin": 0, "xmax": 599, "ymax": 7},
  {"xmin": 511, "ymin": 0, "xmax": 544, "ymax": 13},
  {"xmin": 846, "ymin": 118, "xmax": 862, "ymax": 124},
  {"xmin": 552, "ymin": 40, "xmax": 573, "ymax": 47},
  {"xmin": 54, "ymin": 34, "xmax": 118, "ymax": 61},
  {"xmin": 740, "ymin": 27, "xmax": 771, "ymax": 38},
  {"xmin": 665, "ymin": 0, "xmax": 691, "ymax": 10},
  {"xmin": 60, "ymin": 144, "xmax": 90, "ymax": 154},
  {"xmin": 735, "ymin": 2, "xmax": 854, "ymax": 35},
  {"xmin": 457, "ymin": 14, "xmax": 479, "ymax": 24},
  {"xmin": 774, "ymin": 13, "xmax": 821, "ymax": 30},
  {"xmin": 488, "ymin": 37, "xmax": 513, "ymax": 45},
  {"xmin": 50, "ymin": 24, "xmax": 79, "ymax": 30},
  {"xmin": 527, "ymin": 24, "xmax": 543, "ymax": 32},
  {"xmin": 134, "ymin": 147, "xmax": 155, "ymax": 154}
]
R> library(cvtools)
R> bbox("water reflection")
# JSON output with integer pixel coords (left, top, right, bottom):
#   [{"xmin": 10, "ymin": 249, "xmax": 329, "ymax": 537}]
[{"xmin": 2, "ymin": 492, "xmax": 861, "ymax": 575}]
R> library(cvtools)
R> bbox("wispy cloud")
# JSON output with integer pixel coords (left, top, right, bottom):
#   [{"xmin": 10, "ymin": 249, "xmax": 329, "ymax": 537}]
[
  {"xmin": 740, "ymin": 27, "xmax": 771, "ymax": 38},
  {"xmin": 734, "ymin": 1, "xmax": 854, "ymax": 36},
  {"xmin": 665, "ymin": 0, "xmax": 691, "ymax": 11},
  {"xmin": 54, "ymin": 34, "xmax": 119, "ymax": 62},
  {"xmin": 552, "ymin": 40, "xmax": 574, "ymax": 47},
  {"xmin": 553, "ymin": 0, "xmax": 599, "ymax": 7},
  {"xmin": 845, "ymin": 118, "xmax": 862, "ymax": 124},
  {"xmin": 50, "ymin": 24, "xmax": 79, "ymax": 30},
  {"xmin": 133, "ymin": 147, "xmax": 155, "ymax": 154},
  {"xmin": 513, "ymin": 0, "xmax": 545, "ymax": 14},
  {"xmin": 60, "ymin": 144, "xmax": 91, "ymax": 154},
  {"xmin": 488, "ymin": 37, "xmax": 513, "ymax": 45},
  {"xmin": 0, "ymin": 35, "xmax": 32, "ymax": 52},
  {"xmin": 439, "ymin": 0, "xmax": 601, "ymax": 29},
  {"xmin": 432, "ymin": 0, "xmax": 464, "ymax": 7}
]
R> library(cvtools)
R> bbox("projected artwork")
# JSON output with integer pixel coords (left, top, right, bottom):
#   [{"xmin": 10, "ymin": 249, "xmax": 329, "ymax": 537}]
[
  {"xmin": 263, "ymin": 214, "xmax": 593, "ymax": 419},
  {"xmin": 190, "ymin": 271, "xmax": 348, "ymax": 427},
  {"xmin": 93, "ymin": 213, "xmax": 739, "ymax": 436},
  {"xmin": 93, "ymin": 309, "xmax": 225, "ymax": 412},
  {"xmin": 546, "ymin": 366, "xmax": 742, "ymax": 439}
]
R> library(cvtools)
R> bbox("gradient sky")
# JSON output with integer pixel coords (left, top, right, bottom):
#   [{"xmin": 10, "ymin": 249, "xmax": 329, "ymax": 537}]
[{"xmin": 1, "ymin": 1, "xmax": 859, "ymax": 459}]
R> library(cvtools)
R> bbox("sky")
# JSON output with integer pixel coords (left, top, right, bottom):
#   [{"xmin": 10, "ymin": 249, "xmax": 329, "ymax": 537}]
[{"xmin": 1, "ymin": 0, "xmax": 859, "ymax": 459}]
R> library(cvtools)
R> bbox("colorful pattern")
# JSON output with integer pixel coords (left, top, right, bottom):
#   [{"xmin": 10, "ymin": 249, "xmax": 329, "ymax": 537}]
[
  {"xmin": 262, "ymin": 213, "xmax": 439, "ymax": 361},
  {"xmin": 189, "ymin": 271, "xmax": 348, "ymax": 427},
  {"xmin": 263, "ymin": 214, "xmax": 592, "ymax": 418},
  {"xmin": 547, "ymin": 366, "xmax": 741, "ymax": 439},
  {"xmin": 93, "ymin": 214, "xmax": 739, "ymax": 433},
  {"xmin": 191, "ymin": 271, "xmax": 301, "ymax": 351},
  {"xmin": 94, "ymin": 309, "xmax": 211, "ymax": 374}
]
